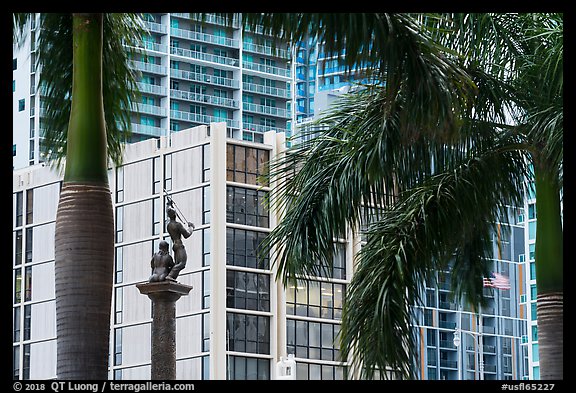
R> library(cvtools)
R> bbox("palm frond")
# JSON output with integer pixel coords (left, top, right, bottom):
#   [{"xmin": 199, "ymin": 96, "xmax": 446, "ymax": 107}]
[
  {"xmin": 35, "ymin": 13, "xmax": 144, "ymax": 168},
  {"xmin": 341, "ymin": 133, "xmax": 527, "ymax": 379}
]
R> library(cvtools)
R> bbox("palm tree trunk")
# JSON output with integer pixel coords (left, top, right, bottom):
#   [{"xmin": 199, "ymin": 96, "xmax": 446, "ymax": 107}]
[
  {"xmin": 54, "ymin": 13, "xmax": 113, "ymax": 379},
  {"xmin": 534, "ymin": 164, "xmax": 563, "ymax": 380}
]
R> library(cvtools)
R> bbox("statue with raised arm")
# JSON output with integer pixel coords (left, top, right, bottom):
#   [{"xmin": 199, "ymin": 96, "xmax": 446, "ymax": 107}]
[
  {"xmin": 165, "ymin": 200, "xmax": 195, "ymax": 281},
  {"xmin": 149, "ymin": 240, "xmax": 174, "ymax": 282}
]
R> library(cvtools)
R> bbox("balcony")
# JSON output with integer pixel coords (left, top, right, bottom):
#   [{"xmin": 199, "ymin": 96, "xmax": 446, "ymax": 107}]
[
  {"xmin": 171, "ymin": 27, "xmax": 239, "ymax": 49},
  {"xmin": 439, "ymin": 359, "xmax": 458, "ymax": 369},
  {"xmin": 170, "ymin": 46, "xmax": 240, "ymax": 68},
  {"xmin": 243, "ymin": 82, "xmax": 290, "ymax": 99},
  {"xmin": 438, "ymin": 321, "xmax": 456, "ymax": 330},
  {"xmin": 131, "ymin": 60, "xmax": 167, "ymax": 76},
  {"xmin": 170, "ymin": 89, "xmax": 239, "ymax": 109},
  {"xmin": 185, "ymin": 13, "xmax": 240, "ymax": 28},
  {"xmin": 137, "ymin": 82, "xmax": 167, "ymax": 96},
  {"xmin": 143, "ymin": 20, "xmax": 167, "ymax": 34},
  {"xmin": 170, "ymin": 110, "xmax": 239, "ymax": 129},
  {"xmin": 131, "ymin": 123, "xmax": 165, "ymax": 137},
  {"xmin": 242, "ymin": 61, "xmax": 291, "ymax": 79},
  {"xmin": 243, "ymin": 41, "xmax": 290, "ymax": 59},
  {"xmin": 243, "ymin": 122, "xmax": 289, "ymax": 135},
  {"xmin": 243, "ymin": 102, "xmax": 289, "ymax": 118},
  {"xmin": 170, "ymin": 68, "xmax": 239, "ymax": 89},
  {"xmin": 132, "ymin": 103, "xmax": 166, "ymax": 117}
]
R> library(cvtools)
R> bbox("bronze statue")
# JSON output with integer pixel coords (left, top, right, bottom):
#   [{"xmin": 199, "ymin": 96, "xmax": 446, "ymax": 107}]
[
  {"xmin": 149, "ymin": 240, "xmax": 174, "ymax": 282},
  {"xmin": 165, "ymin": 200, "xmax": 195, "ymax": 281}
]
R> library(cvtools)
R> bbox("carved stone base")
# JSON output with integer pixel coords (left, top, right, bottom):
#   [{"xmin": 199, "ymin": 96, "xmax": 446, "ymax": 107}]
[{"xmin": 137, "ymin": 281, "xmax": 192, "ymax": 380}]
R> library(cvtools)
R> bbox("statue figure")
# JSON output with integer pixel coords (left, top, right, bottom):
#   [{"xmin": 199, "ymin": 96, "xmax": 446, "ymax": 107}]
[
  {"xmin": 149, "ymin": 240, "xmax": 174, "ymax": 282},
  {"xmin": 165, "ymin": 200, "xmax": 195, "ymax": 281}
]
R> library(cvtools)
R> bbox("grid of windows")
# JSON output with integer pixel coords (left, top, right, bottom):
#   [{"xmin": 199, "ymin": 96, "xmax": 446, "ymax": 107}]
[
  {"xmin": 226, "ymin": 270, "xmax": 270, "ymax": 312},
  {"xmin": 226, "ymin": 186, "xmax": 269, "ymax": 227},
  {"xmin": 313, "ymin": 243, "xmax": 346, "ymax": 280},
  {"xmin": 286, "ymin": 280, "xmax": 344, "ymax": 320},
  {"xmin": 226, "ymin": 227, "xmax": 269, "ymax": 269},
  {"xmin": 226, "ymin": 355, "xmax": 270, "ymax": 380},
  {"xmin": 296, "ymin": 361, "xmax": 346, "ymax": 380},
  {"xmin": 286, "ymin": 319, "xmax": 342, "ymax": 362},
  {"xmin": 226, "ymin": 312, "xmax": 270, "ymax": 355},
  {"xmin": 226, "ymin": 144, "xmax": 269, "ymax": 186}
]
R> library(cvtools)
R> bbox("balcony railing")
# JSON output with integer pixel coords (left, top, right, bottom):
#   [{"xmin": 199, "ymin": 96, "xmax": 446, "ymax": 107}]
[
  {"xmin": 171, "ymin": 27, "xmax": 239, "ymax": 48},
  {"xmin": 170, "ymin": 109, "xmax": 239, "ymax": 129},
  {"xmin": 131, "ymin": 60, "xmax": 167, "ymax": 75},
  {"xmin": 242, "ymin": 61, "xmax": 291, "ymax": 78},
  {"xmin": 143, "ymin": 20, "xmax": 167, "ymax": 34},
  {"xmin": 131, "ymin": 123, "xmax": 165, "ymax": 137},
  {"xmin": 132, "ymin": 103, "xmax": 166, "ymax": 117},
  {"xmin": 170, "ymin": 46, "xmax": 240, "ymax": 67},
  {"xmin": 243, "ymin": 41, "xmax": 290, "ymax": 59},
  {"xmin": 243, "ymin": 82, "xmax": 290, "ymax": 99},
  {"xmin": 137, "ymin": 82, "xmax": 167, "ymax": 96},
  {"xmin": 170, "ymin": 68, "xmax": 240, "ymax": 88},
  {"xmin": 170, "ymin": 89, "xmax": 239, "ymax": 109},
  {"xmin": 243, "ymin": 102, "xmax": 289, "ymax": 118}
]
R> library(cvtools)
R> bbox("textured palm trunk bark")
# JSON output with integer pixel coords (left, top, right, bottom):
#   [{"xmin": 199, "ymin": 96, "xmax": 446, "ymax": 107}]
[
  {"xmin": 55, "ymin": 182, "xmax": 114, "ymax": 379},
  {"xmin": 537, "ymin": 292, "xmax": 563, "ymax": 380}
]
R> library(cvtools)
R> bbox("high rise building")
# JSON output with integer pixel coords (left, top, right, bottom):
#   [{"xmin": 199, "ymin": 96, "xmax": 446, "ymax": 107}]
[
  {"xmin": 12, "ymin": 13, "xmax": 294, "ymax": 170},
  {"xmin": 13, "ymin": 14, "xmax": 535, "ymax": 380}
]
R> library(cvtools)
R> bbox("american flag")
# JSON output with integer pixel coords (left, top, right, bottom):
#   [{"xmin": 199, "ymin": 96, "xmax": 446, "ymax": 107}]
[{"xmin": 483, "ymin": 272, "xmax": 511, "ymax": 290}]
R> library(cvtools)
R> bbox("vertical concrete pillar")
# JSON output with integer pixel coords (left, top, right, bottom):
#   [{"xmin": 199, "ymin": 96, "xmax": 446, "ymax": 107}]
[{"xmin": 137, "ymin": 281, "xmax": 192, "ymax": 380}]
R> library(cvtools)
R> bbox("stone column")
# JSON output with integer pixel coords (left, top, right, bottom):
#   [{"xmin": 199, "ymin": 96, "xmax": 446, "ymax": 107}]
[{"xmin": 137, "ymin": 281, "xmax": 192, "ymax": 380}]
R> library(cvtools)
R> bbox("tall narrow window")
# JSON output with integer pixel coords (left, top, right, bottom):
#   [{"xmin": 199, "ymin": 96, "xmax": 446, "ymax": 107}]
[
  {"xmin": 25, "ymin": 190, "xmax": 33, "ymax": 225},
  {"xmin": 153, "ymin": 198, "xmax": 161, "ymax": 235},
  {"xmin": 15, "ymin": 230, "xmax": 23, "ymax": 267},
  {"xmin": 116, "ymin": 167, "xmax": 124, "ymax": 203},
  {"xmin": 13, "ymin": 307, "xmax": 21, "ymax": 342},
  {"xmin": 114, "ymin": 329, "xmax": 122, "ymax": 366},
  {"xmin": 116, "ymin": 206, "xmax": 124, "ymax": 243},
  {"xmin": 25, "ymin": 228, "xmax": 32, "ymax": 264},
  {"xmin": 15, "ymin": 192, "xmax": 23, "ymax": 227},
  {"xmin": 23, "ymin": 344, "xmax": 31, "ymax": 380},
  {"xmin": 164, "ymin": 154, "xmax": 172, "ymax": 191},
  {"xmin": 153, "ymin": 157, "xmax": 161, "ymax": 194},
  {"xmin": 24, "ymin": 267, "xmax": 32, "ymax": 302},
  {"xmin": 14, "ymin": 268, "xmax": 22, "ymax": 304},
  {"xmin": 23, "ymin": 306, "xmax": 31, "ymax": 341},
  {"xmin": 115, "ymin": 247, "xmax": 123, "ymax": 284}
]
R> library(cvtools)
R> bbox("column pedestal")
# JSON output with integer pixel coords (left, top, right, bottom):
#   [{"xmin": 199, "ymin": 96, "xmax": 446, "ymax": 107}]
[{"xmin": 136, "ymin": 281, "xmax": 192, "ymax": 380}]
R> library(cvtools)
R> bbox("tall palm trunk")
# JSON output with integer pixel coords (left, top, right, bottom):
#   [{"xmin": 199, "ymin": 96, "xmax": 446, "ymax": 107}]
[
  {"xmin": 54, "ymin": 13, "xmax": 114, "ymax": 379},
  {"xmin": 534, "ymin": 162, "xmax": 563, "ymax": 380}
]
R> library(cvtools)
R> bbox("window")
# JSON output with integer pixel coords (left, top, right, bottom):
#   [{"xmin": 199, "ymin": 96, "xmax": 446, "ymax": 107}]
[
  {"xmin": 202, "ymin": 186, "xmax": 211, "ymax": 224},
  {"xmin": 226, "ymin": 144, "xmax": 270, "ymax": 186},
  {"xmin": 226, "ymin": 227, "xmax": 269, "ymax": 269},
  {"xmin": 25, "ymin": 228, "xmax": 33, "ymax": 264},
  {"xmin": 532, "ymin": 325, "xmax": 538, "ymax": 342},
  {"xmin": 14, "ymin": 268, "xmax": 22, "ymax": 304},
  {"xmin": 530, "ymin": 262, "xmax": 536, "ymax": 280},
  {"xmin": 23, "ymin": 305, "xmax": 31, "ymax": 341},
  {"xmin": 24, "ymin": 267, "xmax": 32, "ymax": 302},
  {"xmin": 295, "ymin": 362, "xmax": 345, "ymax": 380},
  {"xmin": 13, "ymin": 144, "xmax": 16, "ymax": 156},
  {"xmin": 226, "ymin": 186, "xmax": 269, "ymax": 227},
  {"xmin": 115, "ymin": 287, "xmax": 123, "ymax": 324},
  {"xmin": 203, "ymin": 144, "xmax": 211, "ymax": 183},
  {"xmin": 15, "ymin": 230, "xmax": 23, "ymax": 266},
  {"xmin": 286, "ymin": 280, "xmax": 344, "ymax": 319},
  {"xmin": 227, "ymin": 355, "xmax": 270, "ymax": 380},
  {"xmin": 13, "ymin": 307, "xmax": 21, "ymax": 342},
  {"xmin": 15, "ymin": 192, "xmax": 23, "ymax": 227},
  {"xmin": 164, "ymin": 154, "xmax": 172, "ymax": 191},
  {"xmin": 114, "ymin": 329, "xmax": 122, "ymax": 365},
  {"xmin": 202, "ymin": 228, "xmax": 211, "ymax": 267},
  {"xmin": 226, "ymin": 312, "xmax": 270, "ymax": 355},
  {"xmin": 226, "ymin": 270, "xmax": 270, "ymax": 312},
  {"xmin": 286, "ymin": 319, "xmax": 341, "ymax": 361},
  {"xmin": 152, "ymin": 198, "xmax": 161, "ymax": 235},
  {"xmin": 116, "ymin": 166, "xmax": 124, "ymax": 203},
  {"xmin": 116, "ymin": 206, "xmax": 124, "ymax": 243},
  {"xmin": 115, "ymin": 247, "xmax": 123, "ymax": 284},
  {"xmin": 25, "ymin": 190, "xmax": 33, "ymax": 225},
  {"xmin": 19, "ymin": 99, "xmax": 25, "ymax": 112},
  {"xmin": 202, "ymin": 270, "xmax": 210, "ymax": 309}
]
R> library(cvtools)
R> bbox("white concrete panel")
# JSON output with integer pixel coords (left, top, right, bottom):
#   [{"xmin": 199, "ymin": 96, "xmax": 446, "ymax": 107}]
[
  {"xmin": 123, "ymin": 159, "xmax": 153, "ymax": 202},
  {"xmin": 33, "ymin": 183, "xmax": 59, "ymax": 223},
  {"xmin": 31, "ymin": 301, "xmax": 56, "ymax": 340},
  {"xmin": 172, "ymin": 146, "xmax": 203, "ymax": 190},
  {"xmin": 123, "ymin": 241, "xmax": 154, "ymax": 284},
  {"xmin": 29, "ymin": 340, "xmax": 57, "ymax": 379},
  {"xmin": 175, "ymin": 271, "xmax": 203, "ymax": 315},
  {"xmin": 123, "ymin": 200, "xmax": 153, "ymax": 243},
  {"xmin": 31, "ymin": 262, "xmax": 55, "ymax": 302},
  {"xmin": 122, "ymin": 323, "xmax": 151, "ymax": 366},
  {"xmin": 176, "ymin": 314, "xmax": 203, "ymax": 358},
  {"xmin": 32, "ymin": 223, "xmax": 55, "ymax": 263},
  {"xmin": 122, "ymin": 284, "xmax": 152, "ymax": 324},
  {"xmin": 119, "ymin": 364, "xmax": 150, "ymax": 380},
  {"xmin": 177, "ymin": 356, "xmax": 203, "ymax": 379}
]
